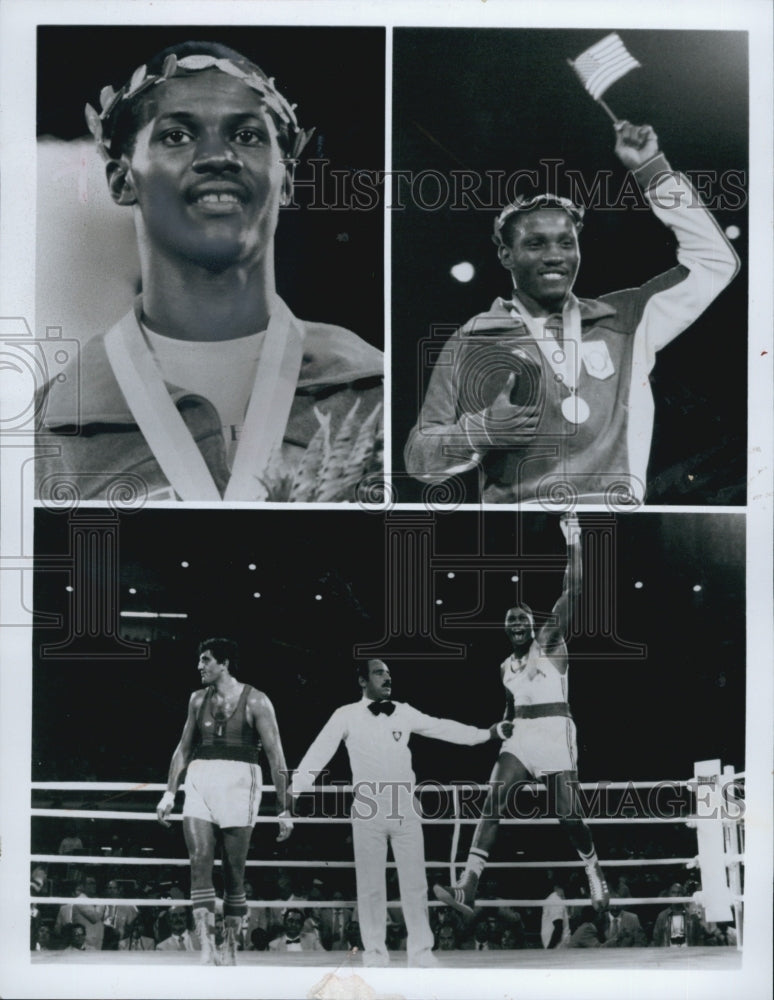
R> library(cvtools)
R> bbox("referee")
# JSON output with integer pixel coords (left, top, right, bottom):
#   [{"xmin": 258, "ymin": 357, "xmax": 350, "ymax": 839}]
[{"xmin": 287, "ymin": 659, "xmax": 511, "ymax": 967}]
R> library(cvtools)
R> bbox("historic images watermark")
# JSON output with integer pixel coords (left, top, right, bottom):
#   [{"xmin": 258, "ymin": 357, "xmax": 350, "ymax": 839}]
[
  {"xmin": 287, "ymin": 158, "xmax": 747, "ymax": 214},
  {"xmin": 288, "ymin": 773, "xmax": 746, "ymax": 823}
]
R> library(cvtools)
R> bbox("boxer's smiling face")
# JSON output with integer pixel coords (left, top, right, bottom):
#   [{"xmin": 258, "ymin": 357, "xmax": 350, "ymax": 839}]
[
  {"xmin": 112, "ymin": 72, "xmax": 289, "ymax": 272},
  {"xmin": 499, "ymin": 209, "xmax": 580, "ymax": 315}
]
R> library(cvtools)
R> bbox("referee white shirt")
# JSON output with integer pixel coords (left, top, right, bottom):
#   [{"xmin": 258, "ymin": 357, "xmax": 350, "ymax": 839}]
[{"xmin": 291, "ymin": 695, "xmax": 492, "ymax": 967}]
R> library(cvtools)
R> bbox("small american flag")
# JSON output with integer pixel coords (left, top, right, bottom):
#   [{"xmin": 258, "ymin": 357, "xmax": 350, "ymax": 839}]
[{"xmin": 569, "ymin": 33, "xmax": 640, "ymax": 101}]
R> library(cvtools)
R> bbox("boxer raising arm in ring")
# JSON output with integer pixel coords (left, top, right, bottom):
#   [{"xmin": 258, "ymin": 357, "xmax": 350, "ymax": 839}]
[
  {"xmin": 156, "ymin": 638, "xmax": 292, "ymax": 964},
  {"xmin": 434, "ymin": 515, "xmax": 609, "ymax": 916}
]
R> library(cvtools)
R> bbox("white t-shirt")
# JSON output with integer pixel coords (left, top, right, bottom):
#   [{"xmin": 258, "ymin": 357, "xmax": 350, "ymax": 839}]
[
  {"xmin": 143, "ymin": 325, "xmax": 267, "ymax": 466},
  {"xmin": 540, "ymin": 891, "xmax": 569, "ymax": 948}
]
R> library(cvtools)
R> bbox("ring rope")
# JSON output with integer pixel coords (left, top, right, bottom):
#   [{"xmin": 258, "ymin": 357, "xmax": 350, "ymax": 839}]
[
  {"xmin": 30, "ymin": 808, "xmax": 738, "ymax": 825},
  {"xmin": 33, "ymin": 853, "xmax": 724, "ymax": 869},
  {"xmin": 30, "ymin": 895, "xmax": 742, "ymax": 909},
  {"xmin": 448, "ymin": 784, "xmax": 461, "ymax": 884},
  {"xmin": 34, "ymin": 779, "xmax": 738, "ymax": 793},
  {"xmin": 32, "ymin": 768, "xmax": 744, "ymax": 937}
]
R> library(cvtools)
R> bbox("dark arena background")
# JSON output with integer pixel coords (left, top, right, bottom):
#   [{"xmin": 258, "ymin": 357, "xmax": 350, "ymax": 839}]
[
  {"xmin": 31, "ymin": 509, "xmax": 745, "ymax": 951},
  {"xmin": 392, "ymin": 29, "xmax": 748, "ymax": 504}
]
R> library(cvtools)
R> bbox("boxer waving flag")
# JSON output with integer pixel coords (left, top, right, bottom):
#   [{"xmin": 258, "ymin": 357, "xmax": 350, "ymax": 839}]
[{"xmin": 406, "ymin": 30, "xmax": 739, "ymax": 506}]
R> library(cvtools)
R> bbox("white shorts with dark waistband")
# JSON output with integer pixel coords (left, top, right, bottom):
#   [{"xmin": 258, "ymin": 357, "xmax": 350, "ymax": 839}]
[
  {"xmin": 501, "ymin": 714, "xmax": 578, "ymax": 777},
  {"xmin": 183, "ymin": 758, "xmax": 263, "ymax": 827}
]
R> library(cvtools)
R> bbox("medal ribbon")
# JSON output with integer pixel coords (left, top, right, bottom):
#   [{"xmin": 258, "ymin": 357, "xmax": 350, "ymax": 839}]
[
  {"xmin": 508, "ymin": 293, "xmax": 583, "ymax": 396},
  {"xmin": 104, "ymin": 298, "xmax": 304, "ymax": 501}
]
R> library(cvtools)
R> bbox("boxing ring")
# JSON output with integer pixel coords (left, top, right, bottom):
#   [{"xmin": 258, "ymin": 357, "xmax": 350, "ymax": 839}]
[
  {"xmin": 29, "ymin": 946, "xmax": 740, "ymax": 970},
  {"xmin": 30, "ymin": 759, "xmax": 744, "ymax": 969}
]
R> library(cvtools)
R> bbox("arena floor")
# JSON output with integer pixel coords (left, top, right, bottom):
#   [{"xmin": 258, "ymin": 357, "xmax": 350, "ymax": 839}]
[{"xmin": 31, "ymin": 945, "xmax": 741, "ymax": 970}]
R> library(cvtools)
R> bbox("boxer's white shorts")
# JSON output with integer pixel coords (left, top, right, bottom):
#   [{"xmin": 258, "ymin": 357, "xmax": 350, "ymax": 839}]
[
  {"xmin": 501, "ymin": 716, "xmax": 578, "ymax": 776},
  {"xmin": 183, "ymin": 759, "xmax": 262, "ymax": 827}
]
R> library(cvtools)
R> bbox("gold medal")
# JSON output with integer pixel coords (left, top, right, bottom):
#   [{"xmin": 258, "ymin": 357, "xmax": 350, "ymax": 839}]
[{"xmin": 561, "ymin": 393, "xmax": 590, "ymax": 424}]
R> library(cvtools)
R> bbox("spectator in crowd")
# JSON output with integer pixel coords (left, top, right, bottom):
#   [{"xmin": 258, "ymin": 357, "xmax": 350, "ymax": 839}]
[
  {"xmin": 568, "ymin": 906, "xmax": 603, "ymax": 948},
  {"xmin": 614, "ymin": 875, "xmax": 632, "ymax": 899},
  {"xmin": 651, "ymin": 882, "xmax": 705, "ymax": 947},
  {"xmin": 602, "ymin": 904, "xmax": 647, "ymax": 947},
  {"xmin": 344, "ymin": 919, "xmax": 364, "ymax": 952},
  {"xmin": 386, "ymin": 919, "xmax": 407, "ymax": 952},
  {"xmin": 58, "ymin": 823, "xmax": 84, "ymax": 856},
  {"xmin": 300, "ymin": 876, "xmax": 331, "ymax": 944},
  {"xmin": 250, "ymin": 927, "xmax": 270, "ymax": 951},
  {"xmin": 435, "ymin": 924, "xmax": 458, "ymax": 951},
  {"xmin": 276, "ymin": 869, "xmax": 296, "ymax": 903},
  {"xmin": 271, "ymin": 869, "xmax": 305, "ymax": 934},
  {"xmin": 120, "ymin": 913, "xmax": 157, "ymax": 951},
  {"xmin": 31, "ymin": 866, "xmax": 49, "ymax": 896},
  {"xmin": 268, "ymin": 908, "xmax": 324, "ymax": 953},
  {"xmin": 102, "ymin": 879, "xmax": 139, "ymax": 949},
  {"xmin": 153, "ymin": 892, "xmax": 193, "ymax": 943},
  {"xmin": 466, "ymin": 916, "xmax": 496, "ymax": 951},
  {"xmin": 64, "ymin": 923, "xmax": 87, "ymax": 951},
  {"xmin": 430, "ymin": 905, "xmax": 463, "ymax": 943},
  {"xmin": 34, "ymin": 923, "xmax": 55, "ymax": 951},
  {"xmin": 156, "ymin": 906, "xmax": 200, "ymax": 951},
  {"xmin": 484, "ymin": 910, "xmax": 504, "ymax": 947},
  {"xmin": 156, "ymin": 867, "xmax": 186, "ymax": 900},
  {"xmin": 496, "ymin": 905, "xmax": 526, "ymax": 945},
  {"xmin": 240, "ymin": 880, "xmax": 272, "ymax": 949},
  {"xmin": 138, "ymin": 876, "xmax": 162, "ymax": 899},
  {"xmin": 317, "ymin": 889, "xmax": 353, "ymax": 950},
  {"xmin": 307, "ymin": 877, "xmax": 326, "ymax": 904},
  {"xmin": 30, "ymin": 863, "xmax": 56, "ymax": 940},
  {"xmin": 62, "ymin": 875, "xmax": 106, "ymax": 950},
  {"xmin": 499, "ymin": 924, "xmax": 523, "ymax": 950},
  {"xmin": 541, "ymin": 883, "xmax": 570, "ymax": 949},
  {"xmin": 54, "ymin": 885, "xmax": 76, "ymax": 942}
]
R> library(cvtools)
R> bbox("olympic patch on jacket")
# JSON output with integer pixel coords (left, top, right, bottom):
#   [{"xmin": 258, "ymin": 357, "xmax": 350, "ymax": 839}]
[{"xmin": 581, "ymin": 340, "xmax": 615, "ymax": 379}]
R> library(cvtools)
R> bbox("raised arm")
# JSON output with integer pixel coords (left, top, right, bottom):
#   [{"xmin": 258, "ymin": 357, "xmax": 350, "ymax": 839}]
[
  {"xmin": 609, "ymin": 121, "xmax": 739, "ymax": 362},
  {"xmin": 156, "ymin": 692, "xmax": 200, "ymax": 826},
  {"xmin": 538, "ymin": 514, "xmax": 582, "ymax": 654},
  {"xmin": 249, "ymin": 690, "xmax": 293, "ymax": 842}
]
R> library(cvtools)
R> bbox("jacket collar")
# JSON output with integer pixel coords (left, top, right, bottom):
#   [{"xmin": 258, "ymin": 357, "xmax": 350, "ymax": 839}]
[
  {"xmin": 460, "ymin": 295, "xmax": 617, "ymax": 336},
  {"xmin": 42, "ymin": 297, "xmax": 383, "ymax": 427}
]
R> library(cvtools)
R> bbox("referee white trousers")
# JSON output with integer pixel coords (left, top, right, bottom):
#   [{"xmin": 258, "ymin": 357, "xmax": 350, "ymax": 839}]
[{"xmin": 351, "ymin": 809, "xmax": 434, "ymax": 966}]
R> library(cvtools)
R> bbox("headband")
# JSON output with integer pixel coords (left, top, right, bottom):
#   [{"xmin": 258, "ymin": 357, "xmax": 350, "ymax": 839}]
[
  {"xmin": 85, "ymin": 53, "xmax": 314, "ymax": 164},
  {"xmin": 492, "ymin": 193, "xmax": 585, "ymax": 245}
]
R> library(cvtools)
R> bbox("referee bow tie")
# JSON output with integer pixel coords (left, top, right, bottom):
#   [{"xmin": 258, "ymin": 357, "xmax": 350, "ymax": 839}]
[
  {"xmin": 368, "ymin": 700, "xmax": 395, "ymax": 716},
  {"xmin": 285, "ymin": 937, "xmax": 301, "ymax": 944}
]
